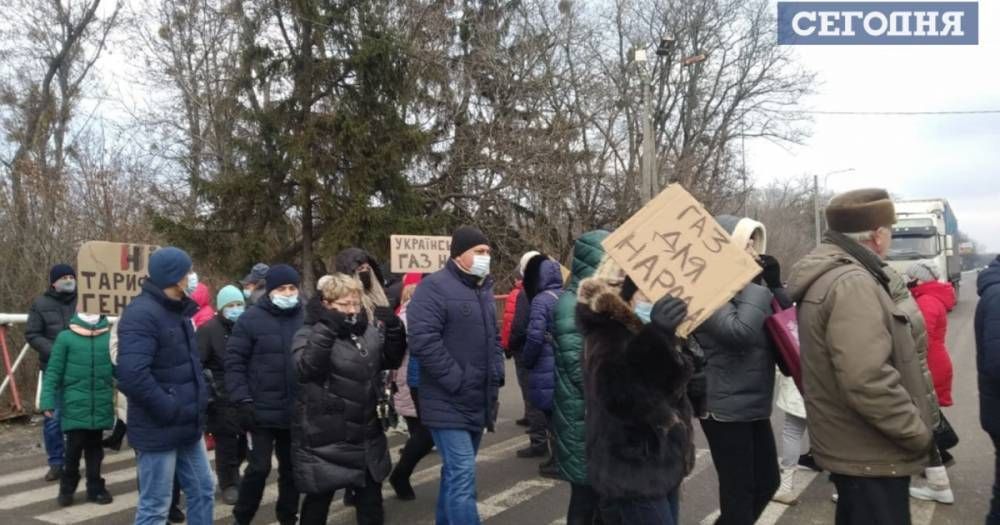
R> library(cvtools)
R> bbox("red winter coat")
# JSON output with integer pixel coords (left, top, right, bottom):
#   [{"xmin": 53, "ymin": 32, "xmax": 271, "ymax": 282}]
[
  {"xmin": 912, "ymin": 281, "xmax": 957, "ymax": 406},
  {"xmin": 191, "ymin": 283, "xmax": 216, "ymax": 329},
  {"xmin": 500, "ymin": 280, "xmax": 523, "ymax": 354}
]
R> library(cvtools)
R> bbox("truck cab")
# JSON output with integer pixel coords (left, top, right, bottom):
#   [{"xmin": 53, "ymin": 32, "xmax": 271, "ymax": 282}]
[{"xmin": 886, "ymin": 199, "xmax": 962, "ymax": 295}]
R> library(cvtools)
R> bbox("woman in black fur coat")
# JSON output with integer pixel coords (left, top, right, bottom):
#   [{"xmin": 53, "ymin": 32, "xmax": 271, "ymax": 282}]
[{"xmin": 576, "ymin": 270, "xmax": 696, "ymax": 525}]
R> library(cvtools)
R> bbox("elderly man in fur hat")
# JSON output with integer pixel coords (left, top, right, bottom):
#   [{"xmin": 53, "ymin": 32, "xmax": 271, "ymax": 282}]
[{"xmin": 788, "ymin": 189, "xmax": 934, "ymax": 525}]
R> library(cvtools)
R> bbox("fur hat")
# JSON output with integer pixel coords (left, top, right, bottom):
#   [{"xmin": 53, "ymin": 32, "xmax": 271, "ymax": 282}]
[{"xmin": 825, "ymin": 189, "xmax": 896, "ymax": 233}]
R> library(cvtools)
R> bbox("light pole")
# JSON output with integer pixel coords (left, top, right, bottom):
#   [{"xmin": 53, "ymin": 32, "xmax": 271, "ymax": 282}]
[
  {"xmin": 635, "ymin": 40, "xmax": 706, "ymax": 205},
  {"xmin": 814, "ymin": 168, "xmax": 856, "ymax": 246}
]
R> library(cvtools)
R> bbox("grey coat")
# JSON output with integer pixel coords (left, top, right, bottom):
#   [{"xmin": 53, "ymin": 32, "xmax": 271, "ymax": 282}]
[{"xmin": 694, "ymin": 282, "xmax": 775, "ymax": 422}]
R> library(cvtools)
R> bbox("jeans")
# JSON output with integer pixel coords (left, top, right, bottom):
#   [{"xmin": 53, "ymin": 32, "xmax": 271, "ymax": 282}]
[
  {"xmin": 830, "ymin": 474, "xmax": 911, "ymax": 525},
  {"xmin": 300, "ymin": 470, "xmax": 384, "ymax": 525},
  {"xmin": 42, "ymin": 392, "xmax": 64, "ymax": 467},
  {"xmin": 780, "ymin": 413, "xmax": 808, "ymax": 469},
  {"xmin": 567, "ymin": 483, "xmax": 602, "ymax": 525},
  {"xmin": 598, "ymin": 490, "xmax": 678, "ymax": 525},
  {"xmin": 134, "ymin": 438, "xmax": 215, "ymax": 525},
  {"xmin": 700, "ymin": 418, "xmax": 781, "ymax": 525},
  {"xmin": 62, "ymin": 430, "xmax": 104, "ymax": 497},
  {"xmin": 988, "ymin": 437, "xmax": 1000, "ymax": 525},
  {"xmin": 234, "ymin": 427, "xmax": 298, "ymax": 524},
  {"xmin": 430, "ymin": 428, "xmax": 483, "ymax": 525}
]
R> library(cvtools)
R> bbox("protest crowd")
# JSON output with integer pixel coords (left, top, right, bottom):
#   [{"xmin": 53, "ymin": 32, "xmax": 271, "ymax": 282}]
[{"xmin": 22, "ymin": 187, "xmax": 1000, "ymax": 525}]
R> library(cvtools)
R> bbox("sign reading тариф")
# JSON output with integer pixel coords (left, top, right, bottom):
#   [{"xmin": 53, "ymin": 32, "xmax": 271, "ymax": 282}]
[
  {"xmin": 77, "ymin": 241, "xmax": 160, "ymax": 315},
  {"xmin": 602, "ymin": 184, "xmax": 761, "ymax": 337}
]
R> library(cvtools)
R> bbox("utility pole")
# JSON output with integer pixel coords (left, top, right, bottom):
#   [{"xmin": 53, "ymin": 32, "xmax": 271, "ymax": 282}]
[
  {"xmin": 814, "ymin": 174, "xmax": 821, "ymax": 247},
  {"xmin": 641, "ymin": 64, "xmax": 655, "ymax": 205}
]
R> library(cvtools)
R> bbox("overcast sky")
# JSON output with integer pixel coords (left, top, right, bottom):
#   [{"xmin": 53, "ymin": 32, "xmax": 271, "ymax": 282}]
[{"xmin": 749, "ymin": 0, "xmax": 1000, "ymax": 250}]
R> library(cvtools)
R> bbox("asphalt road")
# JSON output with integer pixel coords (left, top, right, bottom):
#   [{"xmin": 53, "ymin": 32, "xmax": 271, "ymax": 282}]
[{"xmin": 0, "ymin": 269, "xmax": 991, "ymax": 524}]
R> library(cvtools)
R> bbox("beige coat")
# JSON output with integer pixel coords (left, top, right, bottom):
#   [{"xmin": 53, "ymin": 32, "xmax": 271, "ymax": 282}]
[{"xmin": 787, "ymin": 243, "xmax": 933, "ymax": 477}]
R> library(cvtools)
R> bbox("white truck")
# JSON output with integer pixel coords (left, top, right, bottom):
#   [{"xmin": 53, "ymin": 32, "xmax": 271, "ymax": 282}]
[{"xmin": 886, "ymin": 199, "xmax": 962, "ymax": 293}]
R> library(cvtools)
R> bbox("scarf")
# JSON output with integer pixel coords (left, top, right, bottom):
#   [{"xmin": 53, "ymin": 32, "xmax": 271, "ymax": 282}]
[{"xmin": 824, "ymin": 230, "xmax": 891, "ymax": 294}]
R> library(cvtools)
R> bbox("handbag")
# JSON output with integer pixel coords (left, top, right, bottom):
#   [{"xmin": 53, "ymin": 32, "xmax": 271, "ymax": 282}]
[
  {"xmin": 934, "ymin": 413, "xmax": 960, "ymax": 451},
  {"xmin": 765, "ymin": 299, "xmax": 803, "ymax": 394}
]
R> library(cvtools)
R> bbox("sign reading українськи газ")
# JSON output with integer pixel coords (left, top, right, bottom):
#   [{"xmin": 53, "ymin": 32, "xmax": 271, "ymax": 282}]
[{"xmin": 778, "ymin": 2, "xmax": 978, "ymax": 45}]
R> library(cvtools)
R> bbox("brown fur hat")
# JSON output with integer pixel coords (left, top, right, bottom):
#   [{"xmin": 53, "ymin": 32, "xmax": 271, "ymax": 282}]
[
  {"xmin": 577, "ymin": 276, "xmax": 644, "ymax": 334},
  {"xmin": 825, "ymin": 188, "xmax": 896, "ymax": 233}
]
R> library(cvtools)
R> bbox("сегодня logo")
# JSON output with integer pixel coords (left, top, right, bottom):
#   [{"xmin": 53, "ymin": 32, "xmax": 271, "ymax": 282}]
[{"xmin": 777, "ymin": 2, "xmax": 978, "ymax": 45}]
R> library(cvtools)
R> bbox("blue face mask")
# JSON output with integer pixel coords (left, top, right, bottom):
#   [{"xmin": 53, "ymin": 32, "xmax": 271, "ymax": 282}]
[
  {"xmin": 243, "ymin": 289, "xmax": 252, "ymax": 299},
  {"xmin": 272, "ymin": 294, "xmax": 299, "ymax": 310},
  {"xmin": 223, "ymin": 306, "xmax": 245, "ymax": 322},
  {"xmin": 185, "ymin": 272, "xmax": 199, "ymax": 296},
  {"xmin": 634, "ymin": 302, "xmax": 653, "ymax": 324}
]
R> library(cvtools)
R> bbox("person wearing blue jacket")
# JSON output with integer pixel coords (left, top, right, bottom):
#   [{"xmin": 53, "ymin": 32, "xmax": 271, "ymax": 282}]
[
  {"xmin": 225, "ymin": 264, "xmax": 305, "ymax": 525},
  {"xmin": 116, "ymin": 247, "xmax": 214, "ymax": 525},
  {"xmin": 407, "ymin": 226, "xmax": 505, "ymax": 525},
  {"xmin": 977, "ymin": 256, "xmax": 1000, "ymax": 524},
  {"xmin": 519, "ymin": 253, "xmax": 564, "ymax": 478}
]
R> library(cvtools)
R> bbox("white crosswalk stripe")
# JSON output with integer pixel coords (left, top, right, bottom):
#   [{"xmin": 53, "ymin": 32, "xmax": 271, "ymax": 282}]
[{"xmin": 0, "ymin": 450, "xmax": 135, "ymax": 490}]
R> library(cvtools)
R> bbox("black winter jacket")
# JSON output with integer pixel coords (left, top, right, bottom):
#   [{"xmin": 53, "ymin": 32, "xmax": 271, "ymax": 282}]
[
  {"xmin": 576, "ymin": 277, "xmax": 695, "ymax": 501},
  {"xmin": 291, "ymin": 297, "xmax": 404, "ymax": 494},
  {"xmin": 225, "ymin": 295, "xmax": 304, "ymax": 429},
  {"xmin": 198, "ymin": 313, "xmax": 235, "ymax": 402},
  {"xmin": 26, "ymin": 289, "xmax": 77, "ymax": 370}
]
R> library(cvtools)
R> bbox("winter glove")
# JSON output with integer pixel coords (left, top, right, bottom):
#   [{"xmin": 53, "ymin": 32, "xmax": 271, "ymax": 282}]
[
  {"xmin": 237, "ymin": 402, "xmax": 256, "ymax": 433},
  {"xmin": 650, "ymin": 295, "xmax": 688, "ymax": 335},
  {"xmin": 758, "ymin": 254, "xmax": 783, "ymax": 289}
]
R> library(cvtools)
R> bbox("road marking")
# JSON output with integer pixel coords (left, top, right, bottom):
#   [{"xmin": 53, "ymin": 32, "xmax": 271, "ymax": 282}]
[
  {"xmin": 0, "ymin": 449, "xmax": 135, "ymax": 490},
  {"xmin": 911, "ymin": 498, "xmax": 936, "ymax": 525},
  {"xmin": 286, "ymin": 434, "xmax": 528, "ymax": 525},
  {"xmin": 479, "ymin": 479, "xmax": 558, "ymax": 520},
  {"xmin": 700, "ymin": 509, "xmax": 721, "ymax": 525},
  {"xmin": 756, "ymin": 470, "xmax": 820, "ymax": 525}
]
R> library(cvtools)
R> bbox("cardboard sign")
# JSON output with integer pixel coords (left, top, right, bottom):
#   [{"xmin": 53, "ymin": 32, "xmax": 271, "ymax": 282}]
[
  {"xmin": 77, "ymin": 241, "xmax": 160, "ymax": 315},
  {"xmin": 602, "ymin": 184, "xmax": 761, "ymax": 336},
  {"xmin": 390, "ymin": 235, "xmax": 452, "ymax": 274}
]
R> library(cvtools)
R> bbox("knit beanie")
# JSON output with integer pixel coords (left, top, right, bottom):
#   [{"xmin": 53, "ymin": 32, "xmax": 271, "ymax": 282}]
[
  {"xmin": 148, "ymin": 247, "xmax": 193, "ymax": 289},
  {"xmin": 49, "ymin": 264, "xmax": 75, "ymax": 285},
  {"xmin": 906, "ymin": 262, "xmax": 940, "ymax": 284},
  {"xmin": 242, "ymin": 263, "xmax": 270, "ymax": 285},
  {"xmin": 518, "ymin": 251, "xmax": 542, "ymax": 277},
  {"xmin": 825, "ymin": 189, "xmax": 896, "ymax": 233},
  {"xmin": 266, "ymin": 264, "xmax": 301, "ymax": 293},
  {"xmin": 216, "ymin": 285, "xmax": 245, "ymax": 309},
  {"xmin": 450, "ymin": 226, "xmax": 489, "ymax": 258}
]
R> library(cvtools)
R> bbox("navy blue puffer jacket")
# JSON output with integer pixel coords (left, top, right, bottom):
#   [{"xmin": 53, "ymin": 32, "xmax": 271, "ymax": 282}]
[
  {"xmin": 522, "ymin": 256, "xmax": 563, "ymax": 412},
  {"xmin": 225, "ymin": 295, "xmax": 304, "ymax": 429},
  {"xmin": 116, "ymin": 281, "xmax": 207, "ymax": 452},
  {"xmin": 977, "ymin": 257, "xmax": 1000, "ymax": 436},
  {"xmin": 407, "ymin": 260, "xmax": 505, "ymax": 433}
]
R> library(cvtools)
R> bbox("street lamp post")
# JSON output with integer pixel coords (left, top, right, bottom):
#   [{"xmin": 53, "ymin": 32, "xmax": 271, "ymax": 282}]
[
  {"xmin": 635, "ymin": 40, "xmax": 706, "ymax": 206},
  {"xmin": 813, "ymin": 168, "xmax": 856, "ymax": 246}
]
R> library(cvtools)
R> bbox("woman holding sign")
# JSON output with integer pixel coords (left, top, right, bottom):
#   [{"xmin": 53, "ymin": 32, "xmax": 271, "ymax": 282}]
[
  {"xmin": 693, "ymin": 216, "xmax": 784, "ymax": 525},
  {"xmin": 576, "ymin": 259, "xmax": 696, "ymax": 525}
]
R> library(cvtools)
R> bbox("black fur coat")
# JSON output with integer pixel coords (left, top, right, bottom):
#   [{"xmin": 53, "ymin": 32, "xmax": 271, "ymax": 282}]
[{"xmin": 576, "ymin": 277, "xmax": 696, "ymax": 501}]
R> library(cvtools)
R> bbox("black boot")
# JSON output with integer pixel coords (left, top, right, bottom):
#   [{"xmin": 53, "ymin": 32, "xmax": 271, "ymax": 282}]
[
  {"xmin": 102, "ymin": 419, "xmax": 127, "ymax": 451},
  {"xmin": 45, "ymin": 465, "xmax": 63, "ymax": 482},
  {"xmin": 389, "ymin": 468, "xmax": 416, "ymax": 501},
  {"xmin": 517, "ymin": 442, "xmax": 548, "ymax": 459}
]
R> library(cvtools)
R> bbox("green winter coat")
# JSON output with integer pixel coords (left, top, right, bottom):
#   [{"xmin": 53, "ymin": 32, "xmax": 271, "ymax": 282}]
[
  {"xmin": 39, "ymin": 315, "xmax": 115, "ymax": 432},
  {"xmin": 553, "ymin": 230, "xmax": 608, "ymax": 485}
]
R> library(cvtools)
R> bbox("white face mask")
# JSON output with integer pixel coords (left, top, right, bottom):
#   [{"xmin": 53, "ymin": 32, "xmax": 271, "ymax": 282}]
[
  {"xmin": 185, "ymin": 272, "xmax": 199, "ymax": 296},
  {"xmin": 470, "ymin": 255, "xmax": 491, "ymax": 277},
  {"xmin": 78, "ymin": 313, "xmax": 101, "ymax": 325}
]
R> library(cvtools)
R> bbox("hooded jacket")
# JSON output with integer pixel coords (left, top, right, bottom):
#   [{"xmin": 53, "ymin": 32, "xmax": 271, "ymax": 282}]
[
  {"xmin": 577, "ymin": 276, "xmax": 695, "ymax": 500},
  {"xmin": 191, "ymin": 283, "xmax": 216, "ymax": 329},
  {"xmin": 976, "ymin": 257, "xmax": 1000, "ymax": 436},
  {"xmin": 291, "ymin": 297, "xmax": 400, "ymax": 494},
  {"xmin": 910, "ymin": 280, "xmax": 957, "ymax": 406},
  {"xmin": 693, "ymin": 215, "xmax": 775, "ymax": 422},
  {"xmin": 39, "ymin": 315, "xmax": 115, "ymax": 431},
  {"xmin": 406, "ymin": 260, "xmax": 504, "ymax": 433},
  {"xmin": 552, "ymin": 230, "xmax": 607, "ymax": 485},
  {"xmin": 225, "ymin": 294, "xmax": 304, "ymax": 429},
  {"xmin": 521, "ymin": 256, "xmax": 564, "ymax": 412},
  {"xmin": 26, "ymin": 288, "xmax": 77, "ymax": 370},
  {"xmin": 787, "ymin": 242, "xmax": 933, "ymax": 477},
  {"xmin": 116, "ymin": 281, "xmax": 207, "ymax": 452}
]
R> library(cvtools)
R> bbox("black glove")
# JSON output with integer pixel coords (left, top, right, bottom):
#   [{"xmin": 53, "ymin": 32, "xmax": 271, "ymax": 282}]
[
  {"xmin": 758, "ymin": 254, "xmax": 783, "ymax": 289},
  {"xmin": 237, "ymin": 402, "xmax": 256, "ymax": 433},
  {"xmin": 650, "ymin": 295, "xmax": 688, "ymax": 334}
]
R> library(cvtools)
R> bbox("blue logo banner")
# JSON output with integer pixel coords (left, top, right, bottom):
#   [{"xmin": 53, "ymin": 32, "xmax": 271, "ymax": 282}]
[{"xmin": 777, "ymin": 2, "xmax": 978, "ymax": 45}]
